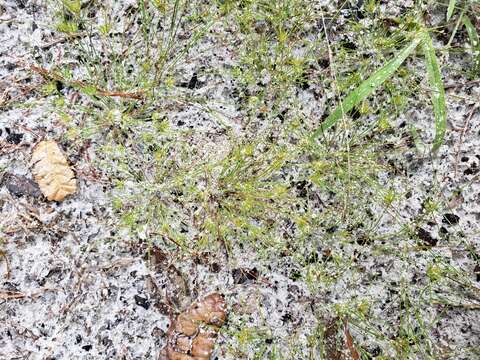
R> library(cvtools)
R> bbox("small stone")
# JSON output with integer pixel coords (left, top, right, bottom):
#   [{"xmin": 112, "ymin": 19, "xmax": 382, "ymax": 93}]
[
  {"xmin": 6, "ymin": 132, "xmax": 23, "ymax": 144},
  {"xmin": 442, "ymin": 213, "xmax": 460, "ymax": 225},
  {"xmin": 5, "ymin": 63, "xmax": 16, "ymax": 71},
  {"xmin": 187, "ymin": 73, "xmax": 199, "ymax": 89},
  {"xmin": 281, "ymin": 313, "xmax": 293, "ymax": 323},
  {"xmin": 134, "ymin": 294, "xmax": 150, "ymax": 310},
  {"xmin": 3, "ymin": 173, "xmax": 42, "ymax": 198},
  {"xmin": 417, "ymin": 228, "xmax": 437, "ymax": 247}
]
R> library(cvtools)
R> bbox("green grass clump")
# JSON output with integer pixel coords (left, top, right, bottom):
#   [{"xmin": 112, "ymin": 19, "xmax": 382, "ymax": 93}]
[{"xmin": 113, "ymin": 136, "xmax": 301, "ymax": 254}]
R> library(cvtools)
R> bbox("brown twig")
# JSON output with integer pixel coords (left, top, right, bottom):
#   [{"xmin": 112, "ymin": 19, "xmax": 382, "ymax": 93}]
[
  {"xmin": 0, "ymin": 141, "xmax": 24, "ymax": 155},
  {"xmin": 0, "ymin": 287, "xmax": 55, "ymax": 300},
  {"xmin": 0, "ymin": 290, "xmax": 24, "ymax": 300},
  {"xmin": 101, "ymin": 258, "xmax": 136, "ymax": 273},
  {"xmin": 29, "ymin": 65, "xmax": 145, "ymax": 100},
  {"xmin": 445, "ymin": 79, "xmax": 480, "ymax": 90},
  {"xmin": 18, "ymin": 124, "xmax": 41, "ymax": 139},
  {"xmin": 344, "ymin": 320, "xmax": 361, "ymax": 360},
  {"xmin": 431, "ymin": 300, "xmax": 480, "ymax": 310},
  {"xmin": 39, "ymin": 32, "xmax": 88, "ymax": 50}
]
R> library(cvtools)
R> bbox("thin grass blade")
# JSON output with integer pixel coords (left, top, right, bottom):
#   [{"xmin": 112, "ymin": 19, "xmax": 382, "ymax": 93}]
[
  {"xmin": 462, "ymin": 15, "xmax": 480, "ymax": 72},
  {"xmin": 421, "ymin": 30, "xmax": 447, "ymax": 152},
  {"xmin": 463, "ymin": 15, "xmax": 480, "ymax": 45},
  {"xmin": 309, "ymin": 35, "xmax": 422, "ymax": 142},
  {"xmin": 447, "ymin": 0, "xmax": 457, "ymax": 21}
]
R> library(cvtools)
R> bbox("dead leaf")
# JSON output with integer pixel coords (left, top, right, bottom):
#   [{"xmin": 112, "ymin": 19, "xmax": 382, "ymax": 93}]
[
  {"xmin": 31, "ymin": 140, "xmax": 76, "ymax": 201},
  {"xmin": 0, "ymin": 248, "xmax": 10, "ymax": 278},
  {"xmin": 167, "ymin": 293, "xmax": 227, "ymax": 360}
]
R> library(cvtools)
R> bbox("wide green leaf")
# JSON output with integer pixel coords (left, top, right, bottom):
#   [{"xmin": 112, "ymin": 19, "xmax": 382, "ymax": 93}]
[{"xmin": 309, "ymin": 35, "xmax": 422, "ymax": 142}]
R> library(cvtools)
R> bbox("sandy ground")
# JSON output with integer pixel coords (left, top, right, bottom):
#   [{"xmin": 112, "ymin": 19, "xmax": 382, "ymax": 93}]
[{"xmin": 1, "ymin": 1, "xmax": 479, "ymax": 359}]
